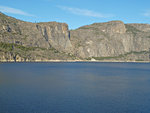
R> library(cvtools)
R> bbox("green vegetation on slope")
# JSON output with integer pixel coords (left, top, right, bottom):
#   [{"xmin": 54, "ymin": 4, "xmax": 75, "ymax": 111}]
[
  {"xmin": 0, "ymin": 42, "xmax": 36, "ymax": 52},
  {"xmin": 87, "ymin": 51, "xmax": 148, "ymax": 60},
  {"xmin": 125, "ymin": 25, "xmax": 142, "ymax": 36},
  {"xmin": 0, "ymin": 42, "xmax": 77, "ymax": 61}
]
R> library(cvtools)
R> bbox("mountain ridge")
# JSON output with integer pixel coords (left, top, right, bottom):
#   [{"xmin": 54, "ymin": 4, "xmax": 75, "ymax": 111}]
[{"xmin": 0, "ymin": 12, "xmax": 150, "ymax": 62}]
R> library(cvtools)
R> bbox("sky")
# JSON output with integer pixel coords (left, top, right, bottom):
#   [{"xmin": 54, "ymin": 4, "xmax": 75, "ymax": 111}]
[{"xmin": 0, "ymin": 0, "xmax": 150, "ymax": 29}]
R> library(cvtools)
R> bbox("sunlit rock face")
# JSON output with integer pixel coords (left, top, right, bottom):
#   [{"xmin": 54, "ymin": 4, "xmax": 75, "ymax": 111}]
[
  {"xmin": 0, "ymin": 12, "xmax": 150, "ymax": 61},
  {"xmin": 70, "ymin": 21, "xmax": 150, "ymax": 60},
  {"xmin": 0, "ymin": 13, "xmax": 72, "ymax": 52}
]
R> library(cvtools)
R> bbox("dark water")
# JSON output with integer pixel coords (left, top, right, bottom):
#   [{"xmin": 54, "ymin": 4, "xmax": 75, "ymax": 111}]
[{"xmin": 0, "ymin": 62, "xmax": 150, "ymax": 113}]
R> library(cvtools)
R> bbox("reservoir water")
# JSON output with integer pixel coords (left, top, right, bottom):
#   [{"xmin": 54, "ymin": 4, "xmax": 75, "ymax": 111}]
[{"xmin": 0, "ymin": 62, "xmax": 150, "ymax": 113}]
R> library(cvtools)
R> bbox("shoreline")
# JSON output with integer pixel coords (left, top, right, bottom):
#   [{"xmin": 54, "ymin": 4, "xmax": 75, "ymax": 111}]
[{"xmin": 0, "ymin": 60, "xmax": 150, "ymax": 63}]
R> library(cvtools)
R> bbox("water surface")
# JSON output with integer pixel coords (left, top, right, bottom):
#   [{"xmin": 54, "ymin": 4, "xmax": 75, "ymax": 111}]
[{"xmin": 0, "ymin": 62, "xmax": 150, "ymax": 113}]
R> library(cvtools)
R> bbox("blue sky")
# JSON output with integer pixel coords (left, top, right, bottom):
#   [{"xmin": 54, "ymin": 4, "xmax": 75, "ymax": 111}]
[{"xmin": 0, "ymin": 0, "xmax": 150, "ymax": 29}]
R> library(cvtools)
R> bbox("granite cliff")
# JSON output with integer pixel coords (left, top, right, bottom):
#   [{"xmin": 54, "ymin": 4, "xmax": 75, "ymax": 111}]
[
  {"xmin": 70, "ymin": 21, "xmax": 150, "ymax": 61},
  {"xmin": 0, "ymin": 12, "xmax": 75, "ymax": 62},
  {"xmin": 0, "ymin": 12, "xmax": 150, "ymax": 62}
]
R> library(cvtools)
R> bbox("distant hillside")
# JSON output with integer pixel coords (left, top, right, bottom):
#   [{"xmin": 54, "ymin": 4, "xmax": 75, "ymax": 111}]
[{"xmin": 0, "ymin": 12, "xmax": 150, "ymax": 62}]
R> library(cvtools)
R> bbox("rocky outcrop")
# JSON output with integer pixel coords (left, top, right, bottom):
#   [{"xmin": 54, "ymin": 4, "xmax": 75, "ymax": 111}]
[
  {"xmin": 0, "ymin": 12, "xmax": 72, "ymax": 52},
  {"xmin": 70, "ymin": 21, "xmax": 150, "ymax": 61},
  {"xmin": 0, "ymin": 12, "xmax": 150, "ymax": 62},
  {"xmin": 0, "ymin": 12, "xmax": 74, "ymax": 62}
]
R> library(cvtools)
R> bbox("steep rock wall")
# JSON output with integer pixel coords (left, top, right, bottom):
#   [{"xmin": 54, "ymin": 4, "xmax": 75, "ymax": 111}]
[
  {"xmin": 0, "ymin": 12, "xmax": 150, "ymax": 61},
  {"xmin": 70, "ymin": 21, "xmax": 150, "ymax": 60},
  {"xmin": 0, "ymin": 13, "xmax": 72, "ymax": 52}
]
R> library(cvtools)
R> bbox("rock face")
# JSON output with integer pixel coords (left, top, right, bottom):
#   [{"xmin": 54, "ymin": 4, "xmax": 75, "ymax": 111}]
[
  {"xmin": 0, "ymin": 12, "xmax": 72, "ymax": 52},
  {"xmin": 0, "ymin": 12, "xmax": 150, "ymax": 62},
  {"xmin": 70, "ymin": 21, "xmax": 150, "ymax": 61},
  {"xmin": 0, "ymin": 12, "xmax": 75, "ymax": 62}
]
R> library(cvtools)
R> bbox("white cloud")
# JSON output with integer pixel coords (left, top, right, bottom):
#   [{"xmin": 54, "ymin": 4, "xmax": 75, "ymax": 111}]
[
  {"xmin": 0, "ymin": 5, "xmax": 34, "ymax": 17},
  {"xmin": 57, "ymin": 6, "xmax": 114, "ymax": 18},
  {"xmin": 143, "ymin": 10, "xmax": 150, "ymax": 17}
]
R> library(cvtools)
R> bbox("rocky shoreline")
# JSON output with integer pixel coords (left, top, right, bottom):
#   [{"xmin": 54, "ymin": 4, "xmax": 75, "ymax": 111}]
[{"xmin": 0, "ymin": 60, "xmax": 150, "ymax": 63}]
